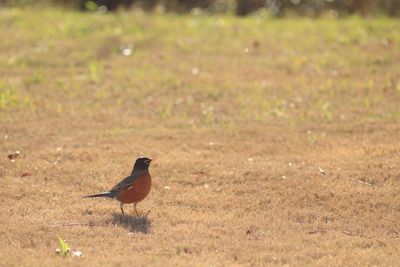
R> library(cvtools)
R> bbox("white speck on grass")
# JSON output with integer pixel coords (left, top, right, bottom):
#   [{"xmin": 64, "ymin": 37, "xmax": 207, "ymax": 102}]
[
  {"xmin": 72, "ymin": 251, "xmax": 83, "ymax": 257},
  {"xmin": 191, "ymin": 68, "xmax": 199, "ymax": 75},
  {"xmin": 122, "ymin": 48, "xmax": 132, "ymax": 56}
]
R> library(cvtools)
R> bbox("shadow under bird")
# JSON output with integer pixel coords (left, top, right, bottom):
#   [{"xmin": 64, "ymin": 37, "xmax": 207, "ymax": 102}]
[{"xmin": 84, "ymin": 157, "xmax": 153, "ymax": 216}]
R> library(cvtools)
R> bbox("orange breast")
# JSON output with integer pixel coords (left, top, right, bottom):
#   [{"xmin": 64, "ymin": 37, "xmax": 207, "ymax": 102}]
[{"xmin": 117, "ymin": 172, "xmax": 152, "ymax": 204}]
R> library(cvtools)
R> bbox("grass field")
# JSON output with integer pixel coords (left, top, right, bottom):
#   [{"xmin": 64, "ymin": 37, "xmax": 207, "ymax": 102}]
[{"xmin": 1, "ymin": 8, "xmax": 400, "ymax": 266}]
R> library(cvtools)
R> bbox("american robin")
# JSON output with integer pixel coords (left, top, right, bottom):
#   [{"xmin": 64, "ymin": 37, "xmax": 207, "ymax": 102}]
[{"xmin": 84, "ymin": 157, "xmax": 153, "ymax": 216}]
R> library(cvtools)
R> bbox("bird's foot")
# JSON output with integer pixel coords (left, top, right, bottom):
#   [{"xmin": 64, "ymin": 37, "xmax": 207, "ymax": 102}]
[
  {"xmin": 143, "ymin": 210, "xmax": 151, "ymax": 217},
  {"xmin": 136, "ymin": 210, "xmax": 150, "ymax": 219}
]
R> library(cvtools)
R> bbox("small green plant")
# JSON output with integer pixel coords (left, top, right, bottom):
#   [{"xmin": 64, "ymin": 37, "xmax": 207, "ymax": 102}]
[
  {"xmin": 321, "ymin": 101, "xmax": 332, "ymax": 121},
  {"xmin": 363, "ymin": 97, "xmax": 371, "ymax": 109},
  {"xmin": 0, "ymin": 87, "xmax": 19, "ymax": 110},
  {"xmin": 307, "ymin": 130, "xmax": 318, "ymax": 144},
  {"xmin": 23, "ymin": 72, "xmax": 43, "ymax": 88},
  {"xmin": 157, "ymin": 103, "xmax": 172, "ymax": 118},
  {"xmin": 57, "ymin": 236, "xmax": 70, "ymax": 257},
  {"xmin": 397, "ymin": 82, "xmax": 400, "ymax": 95},
  {"xmin": 89, "ymin": 61, "xmax": 99, "ymax": 83}
]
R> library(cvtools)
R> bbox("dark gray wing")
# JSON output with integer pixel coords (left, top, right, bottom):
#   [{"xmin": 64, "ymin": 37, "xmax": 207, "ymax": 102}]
[{"xmin": 109, "ymin": 171, "xmax": 142, "ymax": 196}]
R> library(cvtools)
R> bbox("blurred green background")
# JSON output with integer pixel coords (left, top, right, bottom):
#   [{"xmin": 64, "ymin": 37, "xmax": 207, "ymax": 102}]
[{"xmin": 1, "ymin": 0, "xmax": 399, "ymax": 17}]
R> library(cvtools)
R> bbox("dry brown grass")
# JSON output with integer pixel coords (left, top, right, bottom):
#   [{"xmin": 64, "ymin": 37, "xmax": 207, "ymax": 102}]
[{"xmin": 0, "ymin": 8, "xmax": 399, "ymax": 266}]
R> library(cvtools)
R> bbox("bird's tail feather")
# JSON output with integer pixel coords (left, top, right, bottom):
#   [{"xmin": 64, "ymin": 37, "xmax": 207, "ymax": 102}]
[{"xmin": 83, "ymin": 192, "xmax": 113, "ymax": 198}]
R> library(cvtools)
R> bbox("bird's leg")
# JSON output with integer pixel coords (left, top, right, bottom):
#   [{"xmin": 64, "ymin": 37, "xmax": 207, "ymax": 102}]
[
  {"xmin": 120, "ymin": 203, "xmax": 125, "ymax": 216},
  {"xmin": 134, "ymin": 203, "xmax": 139, "ymax": 217}
]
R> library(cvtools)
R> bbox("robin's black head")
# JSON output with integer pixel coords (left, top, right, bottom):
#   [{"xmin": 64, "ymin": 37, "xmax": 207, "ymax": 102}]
[{"xmin": 133, "ymin": 156, "xmax": 152, "ymax": 171}]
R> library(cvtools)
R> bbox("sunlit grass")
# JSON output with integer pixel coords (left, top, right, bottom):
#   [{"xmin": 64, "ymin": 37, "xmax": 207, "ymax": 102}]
[
  {"xmin": 0, "ymin": 9, "xmax": 399, "ymax": 124},
  {"xmin": 0, "ymin": 8, "xmax": 399, "ymax": 266}
]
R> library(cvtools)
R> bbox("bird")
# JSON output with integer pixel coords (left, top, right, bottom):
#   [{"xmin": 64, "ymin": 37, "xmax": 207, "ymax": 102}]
[{"xmin": 84, "ymin": 157, "xmax": 153, "ymax": 216}]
